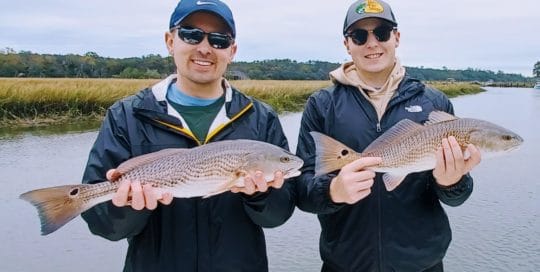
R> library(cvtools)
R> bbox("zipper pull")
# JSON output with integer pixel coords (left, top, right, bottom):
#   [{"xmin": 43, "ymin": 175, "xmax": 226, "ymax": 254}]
[{"xmin": 376, "ymin": 123, "xmax": 382, "ymax": 132}]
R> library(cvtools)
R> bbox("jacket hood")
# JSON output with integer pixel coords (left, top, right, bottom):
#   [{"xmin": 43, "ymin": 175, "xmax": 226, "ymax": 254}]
[
  {"xmin": 329, "ymin": 59, "xmax": 406, "ymax": 120},
  {"xmin": 329, "ymin": 58, "xmax": 405, "ymax": 93}
]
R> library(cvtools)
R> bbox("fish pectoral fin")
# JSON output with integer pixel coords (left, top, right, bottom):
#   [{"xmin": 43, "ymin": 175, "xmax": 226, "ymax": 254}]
[
  {"xmin": 202, "ymin": 170, "xmax": 247, "ymax": 199},
  {"xmin": 382, "ymin": 173, "xmax": 406, "ymax": 191}
]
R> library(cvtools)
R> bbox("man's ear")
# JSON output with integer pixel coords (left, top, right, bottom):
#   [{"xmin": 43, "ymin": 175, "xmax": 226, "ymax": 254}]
[
  {"xmin": 228, "ymin": 43, "xmax": 238, "ymax": 64},
  {"xmin": 164, "ymin": 31, "xmax": 174, "ymax": 54},
  {"xmin": 344, "ymin": 38, "xmax": 352, "ymax": 55}
]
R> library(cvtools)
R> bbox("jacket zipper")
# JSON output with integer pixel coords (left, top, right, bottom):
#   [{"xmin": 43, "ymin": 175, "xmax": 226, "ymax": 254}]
[
  {"xmin": 374, "ymin": 93, "xmax": 408, "ymax": 271},
  {"xmin": 373, "ymin": 106, "xmax": 384, "ymax": 271},
  {"xmin": 376, "ymin": 117, "xmax": 383, "ymax": 271}
]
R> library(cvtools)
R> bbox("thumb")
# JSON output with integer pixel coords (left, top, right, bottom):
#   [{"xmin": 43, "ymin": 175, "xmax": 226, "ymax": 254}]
[
  {"xmin": 347, "ymin": 157, "xmax": 382, "ymax": 172},
  {"xmin": 107, "ymin": 169, "xmax": 122, "ymax": 181}
]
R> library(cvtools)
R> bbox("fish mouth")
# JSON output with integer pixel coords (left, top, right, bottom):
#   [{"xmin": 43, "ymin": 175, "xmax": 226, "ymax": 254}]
[
  {"xmin": 283, "ymin": 168, "xmax": 302, "ymax": 178},
  {"xmin": 506, "ymin": 145, "xmax": 522, "ymax": 153}
]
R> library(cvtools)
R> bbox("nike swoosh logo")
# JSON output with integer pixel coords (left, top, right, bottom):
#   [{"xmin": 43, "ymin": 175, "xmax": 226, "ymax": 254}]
[{"xmin": 197, "ymin": 0, "xmax": 217, "ymax": 5}]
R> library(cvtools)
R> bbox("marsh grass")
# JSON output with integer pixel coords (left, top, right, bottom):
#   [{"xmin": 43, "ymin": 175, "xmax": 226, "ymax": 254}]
[
  {"xmin": 0, "ymin": 78, "xmax": 158, "ymax": 126},
  {"xmin": 233, "ymin": 80, "xmax": 332, "ymax": 113},
  {"xmin": 0, "ymin": 78, "xmax": 482, "ymax": 127},
  {"xmin": 428, "ymin": 81, "xmax": 485, "ymax": 98}
]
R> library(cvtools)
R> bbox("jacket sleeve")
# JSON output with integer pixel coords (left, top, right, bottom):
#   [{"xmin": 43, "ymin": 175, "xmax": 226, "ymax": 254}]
[
  {"xmin": 241, "ymin": 106, "xmax": 296, "ymax": 228},
  {"xmin": 433, "ymin": 174, "xmax": 474, "ymax": 206},
  {"xmin": 80, "ymin": 104, "xmax": 152, "ymax": 241},
  {"xmin": 428, "ymin": 86, "xmax": 474, "ymax": 206},
  {"xmin": 294, "ymin": 92, "xmax": 344, "ymax": 214}
]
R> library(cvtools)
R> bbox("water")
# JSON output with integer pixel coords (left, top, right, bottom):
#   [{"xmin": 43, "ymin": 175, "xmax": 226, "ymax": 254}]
[{"xmin": 1, "ymin": 87, "xmax": 538, "ymax": 271}]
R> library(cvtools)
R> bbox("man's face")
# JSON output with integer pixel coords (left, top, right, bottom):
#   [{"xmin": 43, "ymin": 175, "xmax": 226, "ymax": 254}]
[
  {"xmin": 344, "ymin": 18, "xmax": 400, "ymax": 77},
  {"xmin": 165, "ymin": 11, "xmax": 237, "ymax": 90}
]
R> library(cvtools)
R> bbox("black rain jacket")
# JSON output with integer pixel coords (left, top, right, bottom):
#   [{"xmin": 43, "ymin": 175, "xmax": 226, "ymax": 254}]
[
  {"xmin": 295, "ymin": 75, "xmax": 474, "ymax": 272},
  {"xmin": 81, "ymin": 75, "xmax": 295, "ymax": 272}
]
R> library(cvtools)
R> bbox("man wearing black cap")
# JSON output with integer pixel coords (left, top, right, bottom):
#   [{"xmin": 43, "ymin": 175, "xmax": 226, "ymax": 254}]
[
  {"xmin": 80, "ymin": 0, "xmax": 295, "ymax": 271},
  {"xmin": 295, "ymin": 0, "xmax": 481, "ymax": 271}
]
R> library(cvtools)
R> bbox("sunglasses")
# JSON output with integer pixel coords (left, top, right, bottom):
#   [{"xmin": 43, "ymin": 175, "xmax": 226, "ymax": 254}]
[
  {"xmin": 172, "ymin": 26, "xmax": 233, "ymax": 49},
  {"xmin": 345, "ymin": 25, "xmax": 397, "ymax": 46}
]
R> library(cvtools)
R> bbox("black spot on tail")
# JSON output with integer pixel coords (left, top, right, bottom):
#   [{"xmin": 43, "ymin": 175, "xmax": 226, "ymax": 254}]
[
  {"xmin": 337, "ymin": 149, "xmax": 349, "ymax": 159},
  {"xmin": 69, "ymin": 188, "xmax": 79, "ymax": 196}
]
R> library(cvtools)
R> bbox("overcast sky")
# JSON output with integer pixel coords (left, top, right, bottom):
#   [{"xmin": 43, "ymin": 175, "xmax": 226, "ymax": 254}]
[{"xmin": 1, "ymin": 0, "xmax": 538, "ymax": 76}]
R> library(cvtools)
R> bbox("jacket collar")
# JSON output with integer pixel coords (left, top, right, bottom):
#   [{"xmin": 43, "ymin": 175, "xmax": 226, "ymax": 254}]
[
  {"xmin": 150, "ymin": 74, "xmax": 234, "ymax": 118},
  {"xmin": 135, "ymin": 74, "xmax": 253, "ymax": 145}
]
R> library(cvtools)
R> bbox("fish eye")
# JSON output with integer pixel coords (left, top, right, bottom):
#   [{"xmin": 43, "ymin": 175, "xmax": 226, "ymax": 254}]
[
  {"xmin": 501, "ymin": 135, "xmax": 513, "ymax": 141},
  {"xmin": 280, "ymin": 156, "xmax": 291, "ymax": 163}
]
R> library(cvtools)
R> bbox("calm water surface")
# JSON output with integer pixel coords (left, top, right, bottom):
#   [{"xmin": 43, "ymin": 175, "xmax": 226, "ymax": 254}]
[{"xmin": 1, "ymin": 87, "xmax": 538, "ymax": 271}]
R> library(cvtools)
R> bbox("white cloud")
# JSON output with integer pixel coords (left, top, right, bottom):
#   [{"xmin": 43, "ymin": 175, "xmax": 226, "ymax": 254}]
[{"xmin": 1, "ymin": 0, "xmax": 538, "ymax": 75}]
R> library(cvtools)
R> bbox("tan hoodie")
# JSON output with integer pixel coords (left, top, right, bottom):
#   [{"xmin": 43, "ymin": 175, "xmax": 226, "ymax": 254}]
[{"xmin": 329, "ymin": 59, "xmax": 405, "ymax": 121}]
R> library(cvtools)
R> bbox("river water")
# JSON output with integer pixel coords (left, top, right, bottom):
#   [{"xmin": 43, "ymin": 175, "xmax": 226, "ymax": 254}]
[{"xmin": 0, "ymin": 87, "xmax": 538, "ymax": 271}]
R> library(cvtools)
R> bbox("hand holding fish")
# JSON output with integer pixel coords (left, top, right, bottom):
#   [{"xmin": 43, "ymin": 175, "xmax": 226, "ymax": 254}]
[
  {"xmin": 433, "ymin": 136, "xmax": 482, "ymax": 187},
  {"xmin": 329, "ymin": 157, "xmax": 382, "ymax": 204},
  {"xmin": 230, "ymin": 170, "xmax": 285, "ymax": 195},
  {"xmin": 20, "ymin": 139, "xmax": 304, "ymax": 235},
  {"xmin": 309, "ymin": 111, "xmax": 521, "ymax": 192},
  {"xmin": 107, "ymin": 169, "xmax": 174, "ymax": 210}
]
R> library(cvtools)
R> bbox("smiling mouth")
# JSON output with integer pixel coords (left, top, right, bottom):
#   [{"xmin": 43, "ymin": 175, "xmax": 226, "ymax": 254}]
[
  {"xmin": 365, "ymin": 53, "xmax": 383, "ymax": 59},
  {"xmin": 193, "ymin": 60, "xmax": 212, "ymax": 66}
]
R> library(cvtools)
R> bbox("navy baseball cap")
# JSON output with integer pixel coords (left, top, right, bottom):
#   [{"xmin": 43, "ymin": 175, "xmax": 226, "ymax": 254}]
[
  {"xmin": 169, "ymin": 0, "xmax": 236, "ymax": 38},
  {"xmin": 343, "ymin": 0, "xmax": 397, "ymax": 34}
]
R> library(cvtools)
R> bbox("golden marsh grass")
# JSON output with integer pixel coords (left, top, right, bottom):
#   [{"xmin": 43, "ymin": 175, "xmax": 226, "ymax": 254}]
[
  {"xmin": 0, "ymin": 78, "xmax": 159, "ymax": 125},
  {"xmin": 427, "ymin": 81, "xmax": 484, "ymax": 98},
  {"xmin": 0, "ymin": 78, "xmax": 482, "ymax": 127}
]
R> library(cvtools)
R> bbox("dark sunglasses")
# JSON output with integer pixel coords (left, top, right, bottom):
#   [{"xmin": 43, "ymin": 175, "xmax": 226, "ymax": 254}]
[
  {"xmin": 172, "ymin": 26, "xmax": 233, "ymax": 49},
  {"xmin": 345, "ymin": 25, "xmax": 397, "ymax": 46}
]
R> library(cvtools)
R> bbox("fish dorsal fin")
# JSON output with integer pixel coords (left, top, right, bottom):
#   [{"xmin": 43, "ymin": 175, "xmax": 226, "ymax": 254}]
[
  {"xmin": 116, "ymin": 148, "xmax": 189, "ymax": 175},
  {"xmin": 363, "ymin": 119, "xmax": 423, "ymax": 153},
  {"xmin": 424, "ymin": 111, "xmax": 458, "ymax": 125}
]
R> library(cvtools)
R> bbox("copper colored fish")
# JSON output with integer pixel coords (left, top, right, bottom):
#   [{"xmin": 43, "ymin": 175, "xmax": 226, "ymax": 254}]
[
  {"xmin": 310, "ymin": 111, "xmax": 523, "ymax": 191},
  {"xmin": 20, "ymin": 139, "xmax": 303, "ymax": 235}
]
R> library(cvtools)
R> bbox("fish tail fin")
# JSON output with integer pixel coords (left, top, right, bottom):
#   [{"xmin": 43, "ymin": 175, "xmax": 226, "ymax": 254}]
[
  {"xmin": 19, "ymin": 184, "xmax": 91, "ymax": 235},
  {"xmin": 309, "ymin": 132, "xmax": 361, "ymax": 176}
]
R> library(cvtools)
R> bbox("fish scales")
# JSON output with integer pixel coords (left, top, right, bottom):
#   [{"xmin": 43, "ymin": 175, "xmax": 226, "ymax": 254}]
[
  {"xmin": 20, "ymin": 139, "xmax": 304, "ymax": 235},
  {"xmin": 310, "ymin": 111, "xmax": 523, "ymax": 192},
  {"xmin": 365, "ymin": 118, "xmax": 476, "ymax": 169}
]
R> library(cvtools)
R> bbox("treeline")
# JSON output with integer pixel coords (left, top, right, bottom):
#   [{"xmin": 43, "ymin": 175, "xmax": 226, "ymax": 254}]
[
  {"xmin": 0, "ymin": 51, "xmax": 175, "ymax": 79},
  {"xmin": 405, "ymin": 67, "xmax": 529, "ymax": 83},
  {"xmin": 228, "ymin": 59, "xmax": 339, "ymax": 80},
  {"xmin": 0, "ymin": 50, "xmax": 533, "ymax": 82}
]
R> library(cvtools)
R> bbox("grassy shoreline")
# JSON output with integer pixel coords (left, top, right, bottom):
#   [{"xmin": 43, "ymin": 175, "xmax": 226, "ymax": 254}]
[{"xmin": 0, "ymin": 78, "xmax": 484, "ymax": 128}]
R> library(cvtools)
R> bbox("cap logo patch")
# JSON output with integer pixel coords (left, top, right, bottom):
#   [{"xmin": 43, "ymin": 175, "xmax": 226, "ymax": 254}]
[{"xmin": 356, "ymin": 0, "xmax": 384, "ymax": 14}]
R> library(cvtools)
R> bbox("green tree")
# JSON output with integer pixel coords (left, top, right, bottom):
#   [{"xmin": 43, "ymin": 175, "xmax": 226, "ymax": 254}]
[{"xmin": 534, "ymin": 61, "xmax": 540, "ymax": 78}]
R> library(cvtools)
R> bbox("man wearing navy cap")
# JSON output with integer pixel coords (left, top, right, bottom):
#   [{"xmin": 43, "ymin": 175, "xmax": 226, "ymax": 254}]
[
  {"xmin": 295, "ymin": 0, "xmax": 481, "ymax": 271},
  {"xmin": 81, "ymin": 1, "xmax": 296, "ymax": 271}
]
